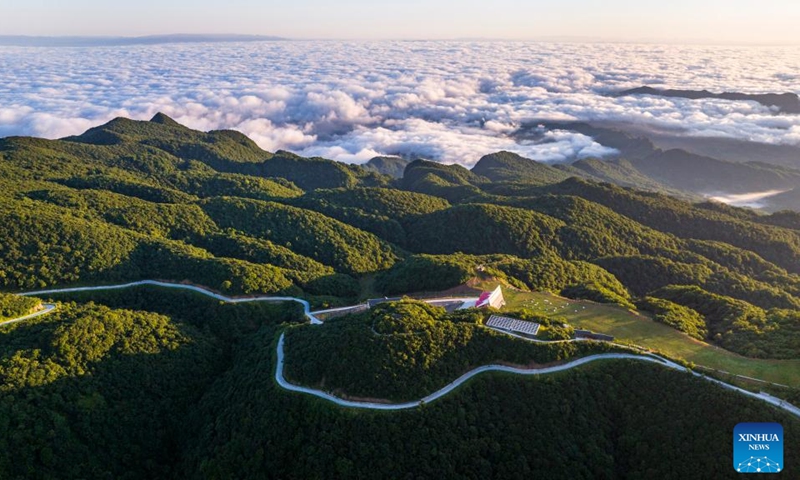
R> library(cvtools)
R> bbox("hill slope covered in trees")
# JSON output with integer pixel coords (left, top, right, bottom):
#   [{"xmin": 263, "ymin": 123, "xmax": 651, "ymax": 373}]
[
  {"xmin": 3, "ymin": 115, "xmax": 800, "ymax": 356},
  {"xmin": 2, "ymin": 115, "xmax": 800, "ymax": 478},
  {"xmin": 2, "ymin": 286, "xmax": 797, "ymax": 480}
]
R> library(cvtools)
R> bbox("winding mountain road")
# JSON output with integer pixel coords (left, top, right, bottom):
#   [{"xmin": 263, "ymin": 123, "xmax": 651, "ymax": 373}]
[
  {"xmin": 276, "ymin": 332, "xmax": 800, "ymax": 417},
  {"xmin": 486, "ymin": 326, "xmax": 800, "ymax": 418},
  {"xmin": 4, "ymin": 280, "xmax": 799, "ymax": 418},
  {"xmin": 276, "ymin": 332, "xmax": 680, "ymax": 410},
  {"xmin": 0, "ymin": 303, "xmax": 57, "ymax": 327},
  {"xmin": 19, "ymin": 279, "xmax": 323, "ymax": 324}
]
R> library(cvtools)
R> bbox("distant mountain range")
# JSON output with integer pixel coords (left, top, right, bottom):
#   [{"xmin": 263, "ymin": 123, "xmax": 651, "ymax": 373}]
[
  {"xmin": 0, "ymin": 34, "xmax": 285, "ymax": 47},
  {"xmin": 615, "ymin": 86, "xmax": 800, "ymax": 114},
  {"xmin": 513, "ymin": 121, "xmax": 800, "ymax": 211},
  {"xmin": 365, "ymin": 138, "xmax": 800, "ymax": 211}
]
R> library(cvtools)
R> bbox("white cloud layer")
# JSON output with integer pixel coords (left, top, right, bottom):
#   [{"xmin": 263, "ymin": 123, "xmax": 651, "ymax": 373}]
[
  {"xmin": 0, "ymin": 41, "xmax": 799, "ymax": 165},
  {"xmin": 707, "ymin": 190, "xmax": 789, "ymax": 209}
]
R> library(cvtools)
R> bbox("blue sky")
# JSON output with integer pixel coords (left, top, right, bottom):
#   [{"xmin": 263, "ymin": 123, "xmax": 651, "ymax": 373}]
[{"xmin": 1, "ymin": 0, "xmax": 799, "ymax": 43}]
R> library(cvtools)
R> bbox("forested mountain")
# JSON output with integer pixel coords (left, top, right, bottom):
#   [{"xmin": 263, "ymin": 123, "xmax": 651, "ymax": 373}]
[
  {"xmin": 362, "ymin": 156, "xmax": 411, "ymax": 178},
  {"xmin": 471, "ymin": 151, "xmax": 574, "ymax": 185},
  {"xmin": 517, "ymin": 122, "xmax": 800, "ymax": 210},
  {"xmin": 1, "ymin": 115, "xmax": 799, "ymax": 478},
  {"xmin": 3, "ymin": 114, "xmax": 800, "ymax": 355},
  {"xmin": 631, "ymin": 149, "xmax": 800, "ymax": 193},
  {"xmin": 3, "ymin": 286, "xmax": 795, "ymax": 479},
  {"xmin": 284, "ymin": 300, "xmax": 616, "ymax": 401}
]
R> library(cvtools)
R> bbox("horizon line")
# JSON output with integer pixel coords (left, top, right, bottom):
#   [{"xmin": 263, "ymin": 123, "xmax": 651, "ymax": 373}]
[{"xmin": 1, "ymin": 33, "xmax": 798, "ymax": 48}]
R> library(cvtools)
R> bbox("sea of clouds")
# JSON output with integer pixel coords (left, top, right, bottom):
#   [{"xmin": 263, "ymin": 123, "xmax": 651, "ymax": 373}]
[{"xmin": 1, "ymin": 41, "xmax": 799, "ymax": 166}]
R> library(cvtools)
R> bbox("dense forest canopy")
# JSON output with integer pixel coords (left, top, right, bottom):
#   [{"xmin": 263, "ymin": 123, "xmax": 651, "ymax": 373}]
[
  {"xmin": 0, "ymin": 292, "xmax": 39, "ymax": 320},
  {"xmin": 0, "ymin": 115, "xmax": 800, "ymax": 358},
  {"xmin": 284, "ymin": 300, "xmax": 620, "ymax": 401},
  {"xmin": 2, "ymin": 115, "xmax": 800, "ymax": 478},
  {"xmin": 3, "ymin": 114, "xmax": 800, "ymax": 356},
  {"xmin": 1, "ymin": 287, "xmax": 797, "ymax": 479}
]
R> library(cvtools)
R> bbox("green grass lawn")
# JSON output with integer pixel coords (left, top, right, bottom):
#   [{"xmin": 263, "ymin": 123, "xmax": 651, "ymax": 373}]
[{"xmin": 498, "ymin": 287, "xmax": 800, "ymax": 388}]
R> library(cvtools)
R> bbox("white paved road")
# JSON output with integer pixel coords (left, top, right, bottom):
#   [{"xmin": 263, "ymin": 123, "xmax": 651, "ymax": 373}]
[
  {"xmin": 5, "ymin": 280, "xmax": 799, "ymax": 418},
  {"xmin": 20, "ymin": 280, "xmax": 323, "ymax": 324},
  {"xmin": 0, "ymin": 303, "xmax": 57, "ymax": 327},
  {"xmin": 276, "ymin": 332, "xmax": 678, "ymax": 410},
  {"xmin": 309, "ymin": 297, "xmax": 479, "ymax": 318},
  {"xmin": 276, "ymin": 332, "xmax": 800, "ymax": 417},
  {"xmin": 488, "ymin": 325, "xmax": 800, "ymax": 417}
]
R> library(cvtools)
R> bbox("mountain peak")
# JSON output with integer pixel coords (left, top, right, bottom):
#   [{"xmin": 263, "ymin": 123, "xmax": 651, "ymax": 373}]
[
  {"xmin": 472, "ymin": 151, "xmax": 571, "ymax": 185},
  {"xmin": 363, "ymin": 156, "xmax": 411, "ymax": 178},
  {"xmin": 149, "ymin": 112, "xmax": 181, "ymax": 126}
]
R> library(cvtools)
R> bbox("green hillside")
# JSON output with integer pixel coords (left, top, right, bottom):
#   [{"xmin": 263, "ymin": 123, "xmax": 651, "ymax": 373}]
[
  {"xmin": 0, "ymin": 292, "xmax": 39, "ymax": 320},
  {"xmin": 3, "ymin": 115, "xmax": 800, "ymax": 360},
  {"xmin": 2, "ymin": 115, "xmax": 800, "ymax": 478},
  {"xmin": 1, "ymin": 287, "xmax": 796, "ymax": 479},
  {"xmin": 471, "ymin": 151, "xmax": 573, "ymax": 185},
  {"xmin": 0, "ymin": 115, "xmax": 800, "ymax": 357},
  {"xmin": 362, "ymin": 156, "xmax": 411, "ymax": 178},
  {"xmin": 284, "ymin": 300, "xmax": 619, "ymax": 401}
]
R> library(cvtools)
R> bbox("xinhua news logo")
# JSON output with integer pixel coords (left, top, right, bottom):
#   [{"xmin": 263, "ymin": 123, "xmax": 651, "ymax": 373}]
[{"xmin": 734, "ymin": 423, "xmax": 783, "ymax": 474}]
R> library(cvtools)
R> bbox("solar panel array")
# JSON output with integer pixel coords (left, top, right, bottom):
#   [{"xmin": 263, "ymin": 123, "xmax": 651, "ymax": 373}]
[{"xmin": 486, "ymin": 315, "xmax": 541, "ymax": 336}]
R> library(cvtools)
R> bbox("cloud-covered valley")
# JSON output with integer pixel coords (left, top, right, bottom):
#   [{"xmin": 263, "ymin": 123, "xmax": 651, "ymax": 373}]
[{"xmin": 1, "ymin": 41, "xmax": 799, "ymax": 165}]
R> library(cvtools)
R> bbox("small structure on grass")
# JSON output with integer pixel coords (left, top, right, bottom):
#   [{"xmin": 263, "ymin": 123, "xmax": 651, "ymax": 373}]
[
  {"xmin": 476, "ymin": 286, "xmax": 505, "ymax": 309},
  {"xmin": 486, "ymin": 314, "xmax": 540, "ymax": 337}
]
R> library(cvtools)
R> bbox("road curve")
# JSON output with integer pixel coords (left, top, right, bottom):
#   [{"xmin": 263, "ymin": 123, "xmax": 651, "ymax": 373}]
[
  {"xmin": 20, "ymin": 280, "xmax": 323, "ymax": 324},
  {"xmin": 8, "ymin": 280, "xmax": 800, "ymax": 418},
  {"xmin": 487, "ymin": 326, "xmax": 800, "ymax": 418},
  {"xmin": 276, "ymin": 333, "xmax": 800, "ymax": 418},
  {"xmin": 276, "ymin": 332, "xmax": 684, "ymax": 410},
  {"xmin": 0, "ymin": 303, "xmax": 57, "ymax": 327}
]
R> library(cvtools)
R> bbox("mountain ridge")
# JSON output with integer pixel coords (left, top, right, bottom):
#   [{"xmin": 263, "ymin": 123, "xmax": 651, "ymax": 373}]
[
  {"xmin": 616, "ymin": 86, "xmax": 800, "ymax": 114},
  {"xmin": 0, "ymin": 33, "xmax": 287, "ymax": 47}
]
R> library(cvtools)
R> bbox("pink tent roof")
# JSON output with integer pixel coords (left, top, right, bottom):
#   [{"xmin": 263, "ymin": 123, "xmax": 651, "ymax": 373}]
[{"xmin": 476, "ymin": 291, "xmax": 491, "ymax": 308}]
